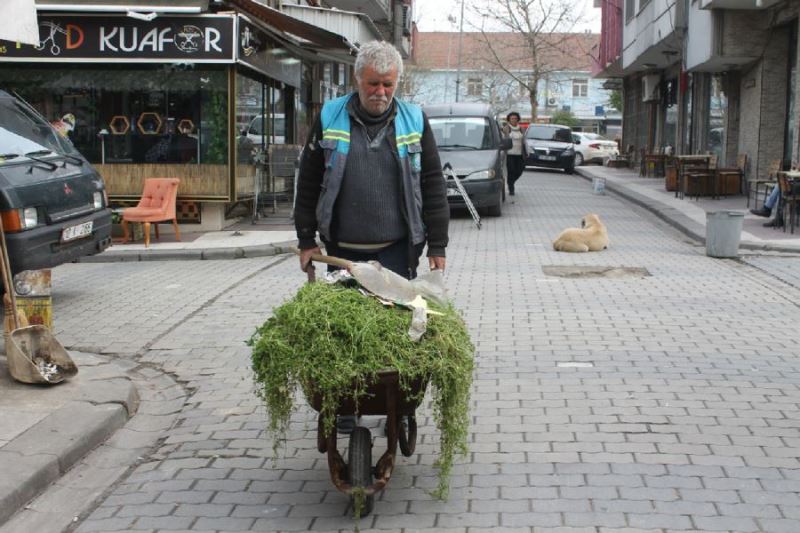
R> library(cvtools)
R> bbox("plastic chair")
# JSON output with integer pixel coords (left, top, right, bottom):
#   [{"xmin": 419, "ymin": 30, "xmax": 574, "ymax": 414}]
[{"xmin": 122, "ymin": 178, "xmax": 181, "ymax": 247}]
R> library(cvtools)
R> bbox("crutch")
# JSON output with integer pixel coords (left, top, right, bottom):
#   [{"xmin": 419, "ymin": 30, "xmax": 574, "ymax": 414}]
[{"xmin": 443, "ymin": 162, "xmax": 481, "ymax": 230}]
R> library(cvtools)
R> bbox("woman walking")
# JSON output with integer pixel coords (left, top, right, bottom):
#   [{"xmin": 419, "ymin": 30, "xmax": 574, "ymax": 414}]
[{"xmin": 502, "ymin": 112, "xmax": 526, "ymax": 196}]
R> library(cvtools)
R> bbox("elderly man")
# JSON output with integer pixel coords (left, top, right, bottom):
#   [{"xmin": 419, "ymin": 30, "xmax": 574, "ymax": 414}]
[{"xmin": 294, "ymin": 41, "xmax": 449, "ymax": 281}]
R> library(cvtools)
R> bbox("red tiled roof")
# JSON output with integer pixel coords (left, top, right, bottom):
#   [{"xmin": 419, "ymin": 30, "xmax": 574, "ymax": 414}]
[{"xmin": 413, "ymin": 32, "xmax": 598, "ymax": 72}]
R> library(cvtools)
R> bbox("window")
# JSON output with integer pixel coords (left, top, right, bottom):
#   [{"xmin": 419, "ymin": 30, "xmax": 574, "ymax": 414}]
[
  {"xmin": 625, "ymin": 0, "xmax": 635, "ymax": 21},
  {"xmin": 572, "ymin": 78, "xmax": 588, "ymax": 98},
  {"xmin": 518, "ymin": 76, "xmax": 533, "ymax": 97},
  {"xmin": 0, "ymin": 65, "xmax": 228, "ymax": 166},
  {"xmin": 467, "ymin": 78, "xmax": 483, "ymax": 97},
  {"xmin": 429, "ymin": 117, "xmax": 493, "ymax": 150}
]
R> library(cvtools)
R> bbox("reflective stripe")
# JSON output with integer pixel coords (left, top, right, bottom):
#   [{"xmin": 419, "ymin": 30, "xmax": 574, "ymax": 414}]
[
  {"xmin": 323, "ymin": 128, "xmax": 350, "ymax": 138},
  {"xmin": 323, "ymin": 133, "xmax": 350, "ymax": 143}
]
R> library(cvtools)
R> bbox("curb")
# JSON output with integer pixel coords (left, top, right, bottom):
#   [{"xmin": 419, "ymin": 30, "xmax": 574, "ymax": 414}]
[
  {"xmin": 0, "ymin": 354, "xmax": 139, "ymax": 527},
  {"xmin": 77, "ymin": 240, "xmax": 297, "ymax": 263},
  {"xmin": 575, "ymin": 168, "xmax": 800, "ymax": 255}
]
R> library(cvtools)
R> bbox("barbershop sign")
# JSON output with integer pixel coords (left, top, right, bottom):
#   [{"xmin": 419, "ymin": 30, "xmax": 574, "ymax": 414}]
[{"xmin": 0, "ymin": 15, "xmax": 235, "ymax": 62}]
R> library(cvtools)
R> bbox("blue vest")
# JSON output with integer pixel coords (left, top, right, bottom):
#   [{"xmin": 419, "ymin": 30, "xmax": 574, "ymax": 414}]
[{"xmin": 316, "ymin": 94, "xmax": 426, "ymax": 245}]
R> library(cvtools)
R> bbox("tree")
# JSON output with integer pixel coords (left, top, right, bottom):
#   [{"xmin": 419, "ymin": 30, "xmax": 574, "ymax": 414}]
[
  {"xmin": 608, "ymin": 88, "xmax": 623, "ymax": 112},
  {"xmin": 550, "ymin": 109, "xmax": 579, "ymax": 128},
  {"xmin": 466, "ymin": 0, "xmax": 585, "ymax": 122}
]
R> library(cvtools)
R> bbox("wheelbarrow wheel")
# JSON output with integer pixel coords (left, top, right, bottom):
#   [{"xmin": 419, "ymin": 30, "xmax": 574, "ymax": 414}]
[
  {"xmin": 348, "ymin": 426, "xmax": 374, "ymax": 517},
  {"xmin": 398, "ymin": 415, "xmax": 417, "ymax": 457}
]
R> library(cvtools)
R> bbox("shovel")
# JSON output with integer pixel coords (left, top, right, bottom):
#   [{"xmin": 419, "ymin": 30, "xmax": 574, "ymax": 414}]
[
  {"xmin": 294, "ymin": 248, "xmax": 447, "ymax": 305},
  {"xmin": 0, "ymin": 216, "xmax": 77, "ymax": 385}
]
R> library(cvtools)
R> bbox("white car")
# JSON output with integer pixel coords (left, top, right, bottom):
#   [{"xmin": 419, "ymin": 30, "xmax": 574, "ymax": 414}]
[
  {"xmin": 242, "ymin": 113, "xmax": 286, "ymax": 145},
  {"xmin": 571, "ymin": 132, "xmax": 619, "ymax": 166}
]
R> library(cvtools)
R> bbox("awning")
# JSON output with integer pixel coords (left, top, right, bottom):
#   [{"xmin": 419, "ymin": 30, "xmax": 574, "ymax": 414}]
[
  {"xmin": 224, "ymin": 0, "xmax": 356, "ymax": 55},
  {"xmin": 35, "ymin": 0, "xmax": 209, "ymax": 11}
]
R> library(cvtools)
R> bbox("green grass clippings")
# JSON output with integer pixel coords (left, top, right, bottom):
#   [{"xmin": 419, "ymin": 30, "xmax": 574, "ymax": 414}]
[{"xmin": 249, "ymin": 282, "xmax": 474, "ymax": 499}]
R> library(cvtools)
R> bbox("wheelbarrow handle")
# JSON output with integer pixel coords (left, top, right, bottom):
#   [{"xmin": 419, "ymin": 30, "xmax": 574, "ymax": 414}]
[{"xmin": 289, "ymin": 246, "xmax": 354, "ymax": 270}]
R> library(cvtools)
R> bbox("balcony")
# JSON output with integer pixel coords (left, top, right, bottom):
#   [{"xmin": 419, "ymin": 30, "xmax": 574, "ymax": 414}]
[
  {"xmin": 322, "ymin": 0, "xmax": 391, "ymax": 22},
  {"xmin": 282, "ymin": 4, "xmax": 381, "ymax": 47},
  {"xmin": 699, "ymin": 0, "xmax": 782, "ymax": 8}
]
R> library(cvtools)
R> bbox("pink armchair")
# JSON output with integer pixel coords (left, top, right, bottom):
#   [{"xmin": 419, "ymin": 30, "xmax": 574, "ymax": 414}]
[{"xmin": 122, "ymin": 178, "xmax": 180, "ymax": 247}]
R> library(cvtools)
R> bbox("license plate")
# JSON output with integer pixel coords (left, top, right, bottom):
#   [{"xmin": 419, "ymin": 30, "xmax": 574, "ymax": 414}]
[
  {"xmin": 539, "ymin": 155, "xmax": 557, "ymax": 161},
  {"xmin": 61, "ymin": 221, "xmax": 93, "ymax": 242},
  {"xmin": 447, "ymin": 188, "xmax": 461, "ymax": 197}
]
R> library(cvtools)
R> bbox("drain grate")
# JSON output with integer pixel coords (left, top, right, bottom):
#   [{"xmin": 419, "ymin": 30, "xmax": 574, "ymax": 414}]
[{"xmin": 542, "ymin": 266, "xmax": 651, "ymax": 278}]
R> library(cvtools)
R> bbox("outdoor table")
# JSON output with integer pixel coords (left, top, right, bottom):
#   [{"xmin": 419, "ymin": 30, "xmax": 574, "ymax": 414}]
[{"xmin": 674, "ymin": 155, "xmax": 711, "ymax": 198}]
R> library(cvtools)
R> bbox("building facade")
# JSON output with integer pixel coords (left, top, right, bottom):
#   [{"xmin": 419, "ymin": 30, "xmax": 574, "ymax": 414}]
[
  {"xmin": 409, "ymin": 31, "xmax": 620, "ymax": 135},
  {"xmin": 605, "ymin": 0, "xmax": 800, "ymax": 179},
  {"xmin": 0, "ymin": 0, "xmax": 412, "ymax": 230}
]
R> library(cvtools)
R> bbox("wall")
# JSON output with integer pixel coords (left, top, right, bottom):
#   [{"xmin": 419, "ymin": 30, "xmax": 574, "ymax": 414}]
[
  {"xmin": 737, "ymin": 62, "xmax": 763, "ymax": 179},
  {"xmin": 622, "ymin": 0, "xmax": 678, "ymax": 70},
  {"xmin": 757, "ymin": 25, "xmax": 790, "ymax": 175},
  {"xmin": 684, "ymin": 0, "xmax": 714, "ymax": 71},
  {"xmin": 410, "ymin": 67, "xmax": 615, "ymax": 124}
]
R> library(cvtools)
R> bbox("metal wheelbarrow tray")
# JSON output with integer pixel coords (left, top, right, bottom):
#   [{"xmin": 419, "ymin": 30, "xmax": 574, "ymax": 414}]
[
  {"xmin": 6, "ymin": 325, "xmax": 78, "ymax": 384},
  {"xmin": 307, "ymin": 369, "xmax": 428, "ymax": 517}
]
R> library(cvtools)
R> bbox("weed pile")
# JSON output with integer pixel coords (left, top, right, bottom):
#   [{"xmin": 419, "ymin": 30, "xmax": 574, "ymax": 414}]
[{"xmin": 250, "ymin": 282, "xmax": 474, "ymax": 498}]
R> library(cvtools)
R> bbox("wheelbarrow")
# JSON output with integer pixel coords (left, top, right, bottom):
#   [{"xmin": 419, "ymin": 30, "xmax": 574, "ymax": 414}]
[{"xmin": 308, "ymin": 369, "xmax": 428, "ymax": 517}]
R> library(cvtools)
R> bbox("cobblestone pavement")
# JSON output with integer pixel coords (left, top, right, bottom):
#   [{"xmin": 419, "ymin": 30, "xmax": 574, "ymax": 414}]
[{"xmin": 57, "ymin": 169, "xmax": 800, "ymax": 532}]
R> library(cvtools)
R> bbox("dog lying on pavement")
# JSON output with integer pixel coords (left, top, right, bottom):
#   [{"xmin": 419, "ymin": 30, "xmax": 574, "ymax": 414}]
[{"xmin": 553, "ymin": 213, "xmax": 609, "ymax": 253}]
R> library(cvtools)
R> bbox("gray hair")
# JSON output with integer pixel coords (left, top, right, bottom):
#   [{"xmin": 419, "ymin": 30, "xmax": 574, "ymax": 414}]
[{"xmin": 354, "ymin": 41, "xmax": 403, "ymax": 80}]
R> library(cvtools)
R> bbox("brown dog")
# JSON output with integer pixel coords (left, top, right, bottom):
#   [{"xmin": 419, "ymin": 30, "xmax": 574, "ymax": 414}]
[{"xmin": 553, "ymin": 213, "xmax": 609, "ymax": 252}]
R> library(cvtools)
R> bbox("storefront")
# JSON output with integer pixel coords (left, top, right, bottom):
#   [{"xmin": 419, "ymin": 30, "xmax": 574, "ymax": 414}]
[{"xmin": 0, "ymin": 3, "xmax": 355, "ymax": 229}]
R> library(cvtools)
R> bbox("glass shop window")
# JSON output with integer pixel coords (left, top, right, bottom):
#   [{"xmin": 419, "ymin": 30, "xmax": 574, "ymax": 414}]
[{"xmin": 0, "ymin": 65, "xmax": 228, "ymax": 166}]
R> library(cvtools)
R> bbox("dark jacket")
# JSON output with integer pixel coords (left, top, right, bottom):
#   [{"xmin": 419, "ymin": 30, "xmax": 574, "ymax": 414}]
[{"xmin": 295, "ymin": 100, "xmax": 449, "ymax": 257}]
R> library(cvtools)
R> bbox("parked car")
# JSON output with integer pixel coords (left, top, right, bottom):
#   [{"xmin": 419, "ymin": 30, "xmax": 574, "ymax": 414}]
[
  {"xmin": 242, "ymin": 113, "xmax": 286, "ymax": 146},
  {"xmin": 572, "ymin": 132, "xmax": 619, "ymax": 166},
  {"xmin": 423, "ymin": 103, "xmax": 511, "ymax": 216},
  {"xmin": 524, "ymin": 123, "xmax": 576, "ymax": 174},
  {"xmin": 0, "ymin": 90, "xmax": 111, "ymax": 275}
]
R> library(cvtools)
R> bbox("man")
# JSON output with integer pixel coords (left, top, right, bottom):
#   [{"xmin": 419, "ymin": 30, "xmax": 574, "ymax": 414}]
[
  {"xmin": 294, "ymin": 41, "xmax": 449, "ymax": 280},
  {"xmin": 750, "ymin": 185, "xmax": 784, "ymax": 228}
]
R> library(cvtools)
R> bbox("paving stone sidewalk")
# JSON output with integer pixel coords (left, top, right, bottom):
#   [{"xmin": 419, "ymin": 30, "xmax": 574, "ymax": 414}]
[
  {"xmin": 0, "ymin": 351, "xmax": 138, "ymax": 527},
  {"xmin": 61, "ymin": 170, "xmax": 800, "ymax": 532}
]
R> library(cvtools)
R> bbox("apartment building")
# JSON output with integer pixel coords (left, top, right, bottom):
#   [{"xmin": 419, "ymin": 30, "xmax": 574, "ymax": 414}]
[{"xmin": 601, "ymin": 0, "xmax": 799, "ymax": 178}]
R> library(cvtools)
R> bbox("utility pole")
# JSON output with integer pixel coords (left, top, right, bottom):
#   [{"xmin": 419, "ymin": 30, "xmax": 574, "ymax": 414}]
[{"xmin": 454, "ymin": 0, "xmax": 465, "ymax": 102}]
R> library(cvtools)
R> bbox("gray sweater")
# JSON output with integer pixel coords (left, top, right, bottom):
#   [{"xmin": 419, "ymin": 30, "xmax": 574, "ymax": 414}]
[{"xmin": 332, "ymin": 100, "xmax": 406, "ymax": 245}]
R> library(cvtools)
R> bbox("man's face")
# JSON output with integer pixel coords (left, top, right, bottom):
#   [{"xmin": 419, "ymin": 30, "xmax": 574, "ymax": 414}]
[{"xmin": 356, "ymin": 65, "xmax": 398, "ymax": 116}]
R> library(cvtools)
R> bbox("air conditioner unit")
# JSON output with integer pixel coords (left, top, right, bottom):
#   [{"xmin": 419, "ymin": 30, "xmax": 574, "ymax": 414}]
[
  {"xmin": 401, "ymin": 4, "xmax": 413, "ymax": 36},
  {"xmin": 642, "ymin": 74, "xmax": 660, "ymax": 102},
  {"xmin": 547, "ymin": 97, "xmax": 558, "ymax": 106}
]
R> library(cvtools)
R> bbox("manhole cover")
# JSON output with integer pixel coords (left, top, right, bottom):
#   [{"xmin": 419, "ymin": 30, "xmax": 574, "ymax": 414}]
[{"xmin": 542, "ymin": 266, "xmax": 651, "ymax": 278}]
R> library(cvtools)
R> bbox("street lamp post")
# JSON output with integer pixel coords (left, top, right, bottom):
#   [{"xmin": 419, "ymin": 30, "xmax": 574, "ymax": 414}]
[{"xmin": 454, "ymin": 0, "xmax": 465, "ymax": 102}]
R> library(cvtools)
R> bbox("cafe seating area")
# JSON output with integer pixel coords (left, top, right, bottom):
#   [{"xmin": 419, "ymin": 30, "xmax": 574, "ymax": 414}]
[{"xmin": 606, "ymin": 145, "xmax": 800, "ymax": 236}]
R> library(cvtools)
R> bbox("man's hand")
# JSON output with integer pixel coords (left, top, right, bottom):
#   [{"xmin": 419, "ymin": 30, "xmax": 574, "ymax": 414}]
[
  {"xmin": 299, "ymin": 246, "xmax": 321, "ymax": 272},
  {"xmin": 428, "ymin": 255, "xmax": 446, "ymax": 272}
]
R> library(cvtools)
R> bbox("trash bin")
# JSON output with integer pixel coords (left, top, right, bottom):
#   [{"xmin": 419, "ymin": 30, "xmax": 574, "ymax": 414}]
[
  {"xmin": 592, "ymin": 177, "xmax": 606, "ymax": 194},
  {"xmin": 705, "ymin": 210, "xmax": 744, "ymax": 258}
]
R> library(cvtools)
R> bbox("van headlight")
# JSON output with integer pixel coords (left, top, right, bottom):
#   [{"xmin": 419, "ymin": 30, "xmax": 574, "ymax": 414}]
[
  {"xmin": 1, "ymin": 207, "xmax": 39, "ymax": 231},
  {"xmin": 21, "ymin": 207, "xmax": 38, "ymax": 228},
  {"xmin": 462, "ymin": 169, "xmax": 495, "ymax": 181},
  {"xmin": 93, "ymin": 191, "xmax": 104, "ymax": 209}
]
